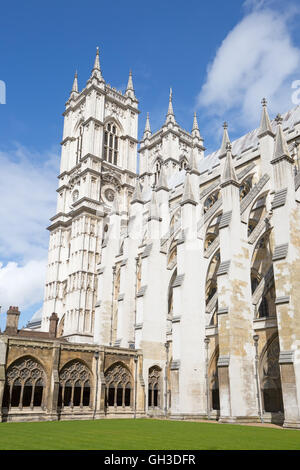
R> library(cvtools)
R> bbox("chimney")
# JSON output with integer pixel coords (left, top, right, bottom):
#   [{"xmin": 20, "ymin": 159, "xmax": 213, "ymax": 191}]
[
  {"xmin": 49, "ymin": 312, "xmax": 59, "ymax": 338},
  {"xmin": 5, "ymin": 306, "xmax": 20, "ymax": 334}
]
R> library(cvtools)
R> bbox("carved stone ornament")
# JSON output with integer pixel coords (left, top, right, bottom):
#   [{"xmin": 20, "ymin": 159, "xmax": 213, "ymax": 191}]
[
  {"xmin": 104, "ymin": 188, "xmax": 115, "ymax": 202},
  {"xmin": 101, "ymin": 172, "xmax": 122, "ymax": 191}
]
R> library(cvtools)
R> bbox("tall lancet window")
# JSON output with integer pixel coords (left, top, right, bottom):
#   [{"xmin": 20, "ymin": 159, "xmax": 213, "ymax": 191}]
[
  {"xmin": 104, "ymin": 122, "xmax": 119, "ymax": 165},
  {"xmin": 154, "ymin": 161, "xmax": 161, "ymax": 185},
  {"xmin": 76, "ymin": 125, "xmax": 83, "ymax": 165}
]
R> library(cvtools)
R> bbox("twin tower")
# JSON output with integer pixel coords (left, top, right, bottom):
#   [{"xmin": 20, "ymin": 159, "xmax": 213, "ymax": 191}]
[{"xmin": 34, "ymin": 48, "xmax": 300, "ymax": 426}]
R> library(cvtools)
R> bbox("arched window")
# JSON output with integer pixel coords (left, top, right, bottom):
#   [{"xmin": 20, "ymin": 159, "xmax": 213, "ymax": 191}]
[
  {"xmin": 203, "ymin": 191, "xmax": 219, "ymax": 214},
  {"xmin": 208, "ymin": 347, "xmax": 220, "ymax": 412},
  {"xmin": 148, "ymin": 366, "xmax": 162, "ymax": 408},
  {"xmin": 76, "ymin": 125, "xmax": 83, "ymax": 164},
  {"xmin": 104, "ymin": 122, "xmax": 119, "ymax": 165},
  {"xmin": 260, "ymin": 336, "xmax": 284, "ymax": 413},
  {"xmin": 104, "ymin": 363, "xmax": 132, "ymax": 408},
  {"xmin": 58, "ymin": 361, "xmax": 91, "ymax": 409},
  {"xmin": 3, "ymin": 357, "xmax": 46, "ymax": 410}
]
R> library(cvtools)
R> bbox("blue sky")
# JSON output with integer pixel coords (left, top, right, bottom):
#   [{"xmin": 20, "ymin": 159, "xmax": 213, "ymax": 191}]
[{"xmin": 1, "ymin": 0, "xmax": 300, "ymax": 330}]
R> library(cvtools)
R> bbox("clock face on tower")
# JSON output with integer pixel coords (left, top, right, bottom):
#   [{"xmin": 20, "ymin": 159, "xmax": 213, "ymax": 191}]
[
  {"xmin": 102, "ymin": 186, "xmax": 116, "ymax": 205},
  {"xmin": 105, "ymin": 188, "xmax": 115, "ymax": 202}
]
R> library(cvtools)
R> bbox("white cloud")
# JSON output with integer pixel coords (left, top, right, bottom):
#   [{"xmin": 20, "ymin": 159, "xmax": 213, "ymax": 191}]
[
  {"xmin": 198, "ymin": 4, "xmax": 300, "ymax": 132},
  {"xmin": 0, "ymin": 259, "xmax": 46, "ymax": 315},
  {"xmin": 0, "ymin": 144, "xmax": 59, "ymax": 324},
  {"xmin": 0, "ymin": 144, "xmax": 58, "ymax": 261}
]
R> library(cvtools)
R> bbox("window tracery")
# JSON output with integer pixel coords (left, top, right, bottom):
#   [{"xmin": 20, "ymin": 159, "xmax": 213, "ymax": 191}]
[
  {"xmin": 105, "ymin": 363, "xmax": 132, "ymax": 408},
  {"xmin": 104, "ymin": 122, "xmax": 119, "ymax": 165},
  {"xmin": 58, "ymin": 361, "xmax": 91, "ymax": 408},
  {"xmin": 3, "ymin": 357, "xmax": 46, "ymax": 409},
  {"xmin": 148, "ymin": 366, "xmax": 161, "ymax": 408}
]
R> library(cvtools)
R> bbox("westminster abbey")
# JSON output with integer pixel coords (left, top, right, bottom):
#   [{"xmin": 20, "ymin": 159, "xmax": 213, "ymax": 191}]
[{"xmin": 1, "ymin": 48, "xmax": 300, "ymax": 428}]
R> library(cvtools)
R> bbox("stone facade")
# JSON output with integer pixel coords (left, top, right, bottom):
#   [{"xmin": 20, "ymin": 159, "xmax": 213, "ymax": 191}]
[{"xmin": 1, "ymin": 50, "xmax": 300, "ymax": 427}]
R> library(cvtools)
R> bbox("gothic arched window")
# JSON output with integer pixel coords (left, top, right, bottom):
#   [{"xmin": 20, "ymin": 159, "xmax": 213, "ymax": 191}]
[
  {"xmin": 58, "ymin": 360, "xmax": 91, "ymax": 409},
  {"xmin": 104, "ymin": 363, "xmax": 132, "ymax": 408},
  {"xmin": 260, "ymin": 336, "xmax": 284, "ymax": 413},
  {"xmin": 148, "ymin": 366, "xmax": 162, "ymax": 408},
  {"xmin": 3, "ymin": 357, "xmax": 46, "ymax": 410},
  {"xmin": 104, "ymin": 122, "xmax": 119, "ymax": 165},
  {"xmin": 76, "ymin": 125, "xmax": 83, "ymax": 164}
]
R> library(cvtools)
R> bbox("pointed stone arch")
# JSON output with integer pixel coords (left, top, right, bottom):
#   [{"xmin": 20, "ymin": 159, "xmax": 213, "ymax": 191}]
[
  {"xmin": 104, "ymin": 362, "xmax": 133, "ymax": 408},
  {"xmin": 148, "ymin": 365, "xmax": 163, "ymax": 409},
  {"xmin": 58, "ymin": 359, "xmax": 92, "ymax": 409},
  {"xmin": 251, "ymin": 230, "xmax": 275, "ymax": 319},
  {"xmin": 259, "ymin": 334, "xmax": 284, "ymax": 415},
  {"xmin": 103, "ymin": 115, "xmax": 124, "ymax": 134},
  {"xmin": 3, "ymin": 356, "xmax": 47, "ymax": 410},
  {"xmin": 208, "ymin": 346, "xmax": 220, "ymax": 412}
]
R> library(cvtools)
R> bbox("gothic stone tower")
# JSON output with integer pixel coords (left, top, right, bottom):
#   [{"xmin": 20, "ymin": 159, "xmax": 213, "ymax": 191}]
[{"xmin": 41, "ymin": 48, "xmax": 139, "ymax": 343}]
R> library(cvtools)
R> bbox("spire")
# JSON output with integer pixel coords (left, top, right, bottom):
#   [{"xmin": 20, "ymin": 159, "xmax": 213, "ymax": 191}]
[
  {"xmin": 71, "ymin": 71, "xmax": 78, "ymax": 94},
  {"xmin": 271, "ymin": 114, "xmax": 293, "ymax": 163},
  {"xmin": 220, "ymin": 122, "xmax": 231, "ymax": 157},
  {"xmin": 191, "ymin": 112, "xmax": 201, "ymax": 138},
  {"xmin": 91, "ymin": 46, "xmax": 104, "ymax": 81},
  {"xmin": 188, "ymin": 146, "xmax": 200, "ymax": 175},
  {"xmin": 148, "ymin": 190, "xmax": 161, "ymax": 221},
  {"xmin": 180, "ymin": 172, "xmax": 197, "ymax": 206},
  {"xmin": 165, "ymin": 88, "xmax": 176, "ymax": 124},
  {"xmin": 221, "ymin": 143, "xmax": 239, "ymax": 187},
  {"xmin": 258, "ymin": 98, "xmax": 274, "ymax": 138},
  {"xmin": 143, "ymin": 112, "xmax": 152, "ymax": 139},
  {"xmin": 126, "ymin": 70, "xmax": 134, "ymax": 90},
  {"xmin": 125, "ymin": 69, "xmax": 136, "ymax": 99},
  {"xmin": 156, "ymin": 164, "xmax": 169, "ymax": 191},
  {"xmin": 131, "ymin": 179, "xmax": 144, "ymax": 205}
]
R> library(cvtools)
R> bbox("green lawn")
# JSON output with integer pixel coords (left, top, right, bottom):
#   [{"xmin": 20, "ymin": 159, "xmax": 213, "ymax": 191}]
[{"xmin": 0, "ymin": 419, "xmax": 299, "ymax": 450}]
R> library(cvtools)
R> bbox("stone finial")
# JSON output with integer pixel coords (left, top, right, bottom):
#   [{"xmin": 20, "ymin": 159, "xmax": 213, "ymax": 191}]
[
  {"xmin": 71, "ymin": 71, "xmax": 79, "ymax": 94},
  {"xmin": 131, "ymin": 178, "xmax": 144, "ymax": 205},
  {"xmin": 165, "ymin": 87, "xmax": 176, "ymax": 124},
  {"xmin": 220, "ymin": 122, "xmax": 231, "ymax": 157},
  {"xmin": 156, "ymin": 164, "xmax": 169, "ymax": 192},
  {"xmin": 220, "ymin": 142, "xmax": 239, "ymax": 187},
  {"xmin": 191, "ymin": 112, "xmax": 201, "ymax": 139},
  {"xmin": 91, "ymin": 46, "xmax": 104, "ymax": 81},
  {"xmin": 143, "ymin": 112, "xmax": 152, "ymax": 138},
  {"xmin": 180, "ymin": 172, "xmax": 197, "ymax": 206},
  {"xmin": 125, "ymin": 69, "xmax": 136, "ymax": 99},
  {"xmin": 258, "ymin": 97, "xmax": 274, "ymax": 138},
  {"xmin": 271, "ymin": 113, "xmax": 292, "ymax": 163}
]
